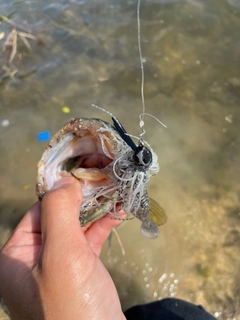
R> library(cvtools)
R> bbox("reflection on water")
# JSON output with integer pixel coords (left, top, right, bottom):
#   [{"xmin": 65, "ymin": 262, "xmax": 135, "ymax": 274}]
[{"xmin": 0, "ymin": 0, "xmax": 240, "ymax": 319}]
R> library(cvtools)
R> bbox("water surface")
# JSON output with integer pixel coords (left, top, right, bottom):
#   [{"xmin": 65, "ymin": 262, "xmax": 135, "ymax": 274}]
[{"xmin": 0, "ymin": 0, "xmax": 240, "ymax": 319}]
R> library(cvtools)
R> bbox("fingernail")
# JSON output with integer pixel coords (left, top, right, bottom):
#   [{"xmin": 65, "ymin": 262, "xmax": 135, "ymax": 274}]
[{"xmin": 52, "ymin": 177, "xmax": 76, "ymax": 190}]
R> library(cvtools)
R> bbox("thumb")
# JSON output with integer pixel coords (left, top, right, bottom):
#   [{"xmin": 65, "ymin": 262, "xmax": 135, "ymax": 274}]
[{"xmin": 40, "ymin": 177, "xmax": 86, "ymax": 259}]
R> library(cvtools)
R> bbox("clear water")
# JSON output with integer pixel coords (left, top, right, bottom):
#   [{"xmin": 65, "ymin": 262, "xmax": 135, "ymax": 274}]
[{"xmin": 0, "ymin": 1, "xmax": 240, "ymax": 319}]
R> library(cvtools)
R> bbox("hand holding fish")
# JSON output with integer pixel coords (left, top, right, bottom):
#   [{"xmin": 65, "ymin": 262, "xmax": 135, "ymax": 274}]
[{"xmin": 0, "ymin": 177, "xmax": 126, "ymax": 320}]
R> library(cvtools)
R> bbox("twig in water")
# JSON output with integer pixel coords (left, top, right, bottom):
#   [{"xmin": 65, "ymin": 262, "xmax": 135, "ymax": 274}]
[
  {"xmin": 112, "ymin": 227, "xmax": 125, "ymax": 256},
  {"xmin": 1, "ymin": 16, "xmax": 36, "ymax": 63}
]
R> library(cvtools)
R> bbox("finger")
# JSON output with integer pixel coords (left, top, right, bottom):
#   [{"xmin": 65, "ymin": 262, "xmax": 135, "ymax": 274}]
[
  {"xmin": 16, "ymin": 202, "xmax": 41, "ymax": 233},
  {"xmin": 2, "ymin": 202, "xmax": 41, "ymax": 249},
  {"xmin": 84, "ymin": 211, "xmax": 126, "ymax": 256},
  {"xmin": 40, "ymin": 177, "xmax": 86, "ymax": 255},
  {"xmin": 81, "ymin": 222, "xmax": 94, "ymax": 233}
]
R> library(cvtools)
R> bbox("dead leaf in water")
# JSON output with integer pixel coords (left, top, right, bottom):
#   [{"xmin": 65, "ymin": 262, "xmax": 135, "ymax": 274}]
[{"xmin": 0, "ymin": 32, "xmax": 5, "ymax": 40}]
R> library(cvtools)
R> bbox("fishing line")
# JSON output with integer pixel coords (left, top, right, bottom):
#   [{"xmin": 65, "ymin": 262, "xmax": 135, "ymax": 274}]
[
  {"xmin": 91, "ymin": 103, "xmax": 115, "ymax": 118},
  {"xmin": 139, "ymin": 113, "xmax": 167, "ymax": 128},
  {"xmin": 137, "ymin": 0, "xmax": 167, "ymax": 140},
  {"xmin": 92, "ymin": 1, "xmax": 167, "ymax": 139},
  {"xmin": 137, "ymin": 0, "xmax": 145, "ymax": 121}
]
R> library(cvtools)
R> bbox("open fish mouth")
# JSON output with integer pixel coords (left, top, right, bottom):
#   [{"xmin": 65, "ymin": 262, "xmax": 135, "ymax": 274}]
[
  {"xmin": 36, "ymin": 117, "xmax": 167, "ymax": 237},
  {"xmin": 36, "ymin": 118, "xmax": 128, "ymax": 224},
  {"xmin": 37, "ymin": 118, "xmax": 117, "ymax": 195}
]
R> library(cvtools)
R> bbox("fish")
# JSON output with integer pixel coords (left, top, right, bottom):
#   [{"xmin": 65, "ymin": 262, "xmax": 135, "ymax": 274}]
[{"xmin": 36, "ymin": 117, "xmax": 167, "ymax": 238}]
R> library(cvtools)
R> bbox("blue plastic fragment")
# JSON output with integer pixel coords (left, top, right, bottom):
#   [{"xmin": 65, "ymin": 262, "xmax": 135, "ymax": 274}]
[{"xmin": 38, "ymin": 131, "xmax": 51, "ymax": 142}]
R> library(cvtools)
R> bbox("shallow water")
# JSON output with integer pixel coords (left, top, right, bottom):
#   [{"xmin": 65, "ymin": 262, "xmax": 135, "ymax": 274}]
[{"xmin": 0, "ymin": 0, "xmax": 240, "ymax": 319}]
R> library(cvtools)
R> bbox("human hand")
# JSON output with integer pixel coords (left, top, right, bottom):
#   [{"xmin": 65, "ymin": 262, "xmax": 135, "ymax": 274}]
[{"xmin": 0, "ymin": 177, "xmax": 126, "ymax": 320}]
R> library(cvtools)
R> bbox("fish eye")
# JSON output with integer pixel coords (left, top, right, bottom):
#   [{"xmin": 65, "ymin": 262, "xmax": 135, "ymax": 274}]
[{"xmin": 133, "ymin": 144, "xmax": 152, "ymax": 170}]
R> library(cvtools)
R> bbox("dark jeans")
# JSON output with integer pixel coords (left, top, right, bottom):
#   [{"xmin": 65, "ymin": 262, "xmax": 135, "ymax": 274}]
[{"xmin": 124, "ymin": 298, "xmax": 217, "ymax": 320}]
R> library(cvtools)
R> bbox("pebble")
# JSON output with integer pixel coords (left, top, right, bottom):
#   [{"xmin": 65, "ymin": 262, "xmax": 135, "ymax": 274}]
[
  {"xmin": 0, "ymin": 32, "xmax": 5, "ymax": 40},
  {"xmin": 1, "ymin": 119, "xmax": 9, "ymax": 127}
]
